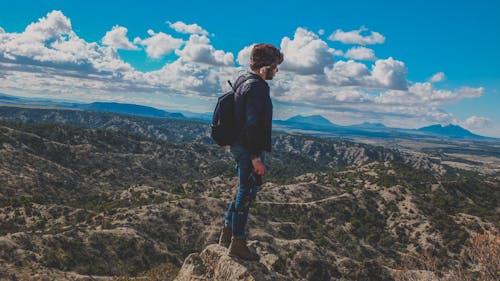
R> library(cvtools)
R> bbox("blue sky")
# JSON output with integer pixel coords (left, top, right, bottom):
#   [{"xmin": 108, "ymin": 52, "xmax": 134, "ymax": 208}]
[{"xmin": 0, "ymin": 0, "xmax": 499, "ymax": 136}]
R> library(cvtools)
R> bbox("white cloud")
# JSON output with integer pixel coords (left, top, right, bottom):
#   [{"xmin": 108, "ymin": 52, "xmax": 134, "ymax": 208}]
[
  {"xmin": 0, "ymin": 10, "xmax": 233, "ymax": 100},
  {"xmin": 429, "ymin": 71, "xmax": 445, "ymax": 83},
  {"xmin": 280, "ymin": 28, "xmax": 336, "ymax": 75},
  {"xmin": 175, "ymin": 34, "xmax": 233, "ymax": 66},
  {"xmin": 461, "ymin": 116, "xmax": 490, "ymax": 130},
  {"xmin": 376, "ymin": 83, "xmax": 483, "ymax": 107},
  {"xmin": 344, "ymin": 46, "xmax": 376, "ymax": 61},
  {"xmin": 102, "ymin": 25, "xmax": 138, "ymax": 50},
  {"xmin": 325, "ymin": 60, "xmax": 370, "ymax": 86},
  {"xmin": 143, "ymin": 59, "xmax": 232, "ymax": 96},
  {"xmin": 167, "ymin": 21, "xmax": 209, "ymax": 36},
  {"xmin": 370, "ymin": 57, "xmax": 408, "ymax": 90},
  {"xmin": 324, "ymin": 57, "xmax": 407, "ymax": 89},
  {"xmin": 0, "ymin": 10, "xmax": 133, "ymax": 74},
  {"xmin": 1, "ymin": 11, "xmax": 494, "ymax": 136},
  {"xmin": 1, "ymin": 10, "xmax": 74, "ymax": 62},
  {"xmin": 318, "ymin": 29, "xmax": 325, "ymax": 35},
  {"xmin": 23, "ymin": 10, "xmax": 74, "ymax": 41},
  {"xmin": 134, "ymin": 30, "xmax": 183, "ymax": 59},
  {"xmin": 425, "ymin": 110, "xmax": 458, "ymax": 125},
  {"xmin": 410, "ymin": 83, "xmax": 482, "ymax": 105},
  {"xmin": 236, "ymin": 44, "xmax": 253, "ymax": 66},
  {"xmin": 0, "ymin": 27, "xmax": 4, "ymax": 33},
  {"xmin": 328, "ymin": 27, "xmax": 385, "ymax": 45}
]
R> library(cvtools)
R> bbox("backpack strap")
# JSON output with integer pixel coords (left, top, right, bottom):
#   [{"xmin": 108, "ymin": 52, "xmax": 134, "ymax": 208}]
[{"xmin": 228, "ymin": 75, "xmax": 256, "ymax": 92}]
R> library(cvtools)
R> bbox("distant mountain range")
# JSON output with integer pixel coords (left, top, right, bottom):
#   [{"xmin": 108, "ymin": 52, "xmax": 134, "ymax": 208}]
[
  {"xmin": 0, "ymin": 93, "xmax": 185, "ymax": 119},
  {"xmin": 274, "ymin": 114, "xmax": 493, "ymax": 140},
  {"xmin": 0, "ymin": 92, "xmax": 494, "ymax": 140}
]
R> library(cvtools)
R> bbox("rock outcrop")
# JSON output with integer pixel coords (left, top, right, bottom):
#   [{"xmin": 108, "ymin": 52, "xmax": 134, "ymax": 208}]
[{"xmin": 174, "ymin": 244, "xmax": 291, "ymax": 281}]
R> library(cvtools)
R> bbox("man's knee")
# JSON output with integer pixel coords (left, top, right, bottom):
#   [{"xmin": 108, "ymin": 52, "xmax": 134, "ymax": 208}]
[{"xmin": 235, "ymin": 194, "xmax": 253, "ymax": 214}]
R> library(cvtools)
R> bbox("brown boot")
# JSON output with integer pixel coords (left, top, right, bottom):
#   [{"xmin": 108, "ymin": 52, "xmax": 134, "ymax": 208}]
[
  {"xmin": 228, "ymin": 238, "xmax": 259, "ymax": 261},
  {"xmin": 218, "ymin": 226, "xmax": 232, "ymax": 248}
]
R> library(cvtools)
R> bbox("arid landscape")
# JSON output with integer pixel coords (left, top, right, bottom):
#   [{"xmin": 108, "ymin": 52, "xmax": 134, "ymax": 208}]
[{"xmin": 0, "ymin": 106, "xmax": 498, "ymax": 280}]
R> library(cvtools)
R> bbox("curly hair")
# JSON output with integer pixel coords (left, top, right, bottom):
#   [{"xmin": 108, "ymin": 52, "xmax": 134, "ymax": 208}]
[{"xmin": 249, "ymin": 43, "xmax": 284, "ymax": 71}]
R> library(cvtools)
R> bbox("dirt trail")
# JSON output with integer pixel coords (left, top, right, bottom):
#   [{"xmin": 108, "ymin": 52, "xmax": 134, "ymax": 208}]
[{"xmin": 257, "ymin": 193, "xmax": 352, "ymax": 206}]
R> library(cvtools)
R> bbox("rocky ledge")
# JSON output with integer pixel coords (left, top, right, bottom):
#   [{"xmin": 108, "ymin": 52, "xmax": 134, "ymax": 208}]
[{"xmin": 174, "ymin": 244, "xmax": 291, "ymax": 281}]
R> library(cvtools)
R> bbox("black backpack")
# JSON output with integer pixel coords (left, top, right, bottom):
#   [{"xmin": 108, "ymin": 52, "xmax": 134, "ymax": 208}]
[{"xmin": 210, "ymin": 76, "xmax": 255, "ymax": 146}]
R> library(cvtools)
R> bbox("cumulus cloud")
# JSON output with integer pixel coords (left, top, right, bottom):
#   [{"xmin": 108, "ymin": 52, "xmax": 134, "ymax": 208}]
[
  {"xmin": 280, "ymin": 28, "xmax": 336, "ymax": 75},
  {"xmin": 237, "ymin": 44, "xmax": 253, "ymax": 66},
  {"xmin": 0, "ymin": 10, "xmax": 232, "ymax": 101},
  {"xmin": 425, "ymin": 110, "xmax": 458, "ymax": 125},
  {"xmin": 134, "ymin": 30, "xmax": 183, "ymax": 59},
  {"xmin": 318, "ymin": 29, "xmax": 325, "ymax": 35},
  {"xmin": 0, "ymin": 10, "xmax": 74, "ymax": 62},
  {"xmin": 370, "ymin": 57, "xmax": 408, "ymax": 90},
  {"xmin": 461, "ymin": 116, "xmax": 490, "ymax": 129},
  {"xmin": 324, "ymin": 60, "xmax": 370, "ymax": 86},
  {"xmin": 323, "ymin": 57, "xmax": 407, "ymax": 89},
  {"xmin": 0, "ymin": 11, "xmax": 493, "ymax": 136},
  {"xmin": 175, "ymin": 34, "xmax": 233, "ymax": 66},
  {"xmin": 376, "ymin": 82, "xmax": 483, "ymax": 107},
  {"xmin": 0, "ymin": 10, "xmax": 133, "ymax": 74},
  {"xmin": 102, "ymin": 25, "xmax": 138, "ymax": 50},
  {"xmin": 143, "ymin": 59, "xmax": 232, "ymax": 96},
  {"xmin": 167, "ymin": 21, "xmax": 209, "ymax": 36},
  {"xmin": 344, "ymin": 46, "xmax": 376, "ymax": 61},
  {"xmin": 328, "ymin": 27, "xmax": 385, "ymax": 45},
  {"xmin": 429, "ymin": 71, "xmax": 445, "ymax": 83},
  {"xmin": 410, "ymin": 83, "xmax": 482, "ymax": 105}
]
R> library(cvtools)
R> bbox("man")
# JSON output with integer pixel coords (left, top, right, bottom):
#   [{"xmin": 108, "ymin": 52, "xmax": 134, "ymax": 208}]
[{"xmin": 219, "ymin": 43, "xmax": 283, "ymax": 260}]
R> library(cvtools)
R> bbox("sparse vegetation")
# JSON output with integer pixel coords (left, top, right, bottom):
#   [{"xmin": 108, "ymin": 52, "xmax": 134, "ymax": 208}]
[
  {"xmin": 112, "ymin": 263, "xmax": 179, "ymax": 281},
  {"xmin": 393, "ymin": 231, "xmax": 500, "ymax": 281},
  {"xmin": 0, "ymin": 107, "xmax": 499, "ymax": 281}
]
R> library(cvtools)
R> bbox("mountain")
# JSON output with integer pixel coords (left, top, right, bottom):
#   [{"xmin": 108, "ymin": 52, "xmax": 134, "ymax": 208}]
[
  {"xmin": 274, "ymin": 115, "xmax": 338, "ymax": 133},
  {"xmin": 417, "ymin": 124, "xmax": 483, "ymax": 138},
  {"xmin": 0, "ymin": 93, "xmax": 185, "ymax": 119},
  {"xmin": 75, "ymin": 102, "xmax": 185, "ymax": 119},
  {"xmin": 285, "ymin": 115, "xmax": 336, "ymax": 127},
  {"xmin": 0, "ymin": 93, "xmax": 21, "ymax": 101},
  {"xmin": 350, "ymin": 122, "xmax": 388, "ymax": 129}
]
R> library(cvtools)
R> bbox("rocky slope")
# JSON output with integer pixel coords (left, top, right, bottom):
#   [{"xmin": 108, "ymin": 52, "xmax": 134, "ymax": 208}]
[{"xmin": 0, "ymin": 106, "xmax": 211, "ymax": 143}]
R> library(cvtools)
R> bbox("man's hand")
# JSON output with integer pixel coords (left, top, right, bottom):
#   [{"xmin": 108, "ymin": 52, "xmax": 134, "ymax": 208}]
[{"xmin": 252, "ymin": 158, "xmax": 266, "ymax": 175}]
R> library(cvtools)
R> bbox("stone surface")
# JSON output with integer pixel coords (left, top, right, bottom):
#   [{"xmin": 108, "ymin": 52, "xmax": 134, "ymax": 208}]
[{"xmin": 174, "ymin": 244, "xmax": 291, "ymax": 281}]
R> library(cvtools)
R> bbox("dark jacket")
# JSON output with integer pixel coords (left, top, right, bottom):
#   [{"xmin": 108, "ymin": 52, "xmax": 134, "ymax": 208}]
[{"xmin": 233, "ymin": 72, "xmax": 273, "ymax": 156}]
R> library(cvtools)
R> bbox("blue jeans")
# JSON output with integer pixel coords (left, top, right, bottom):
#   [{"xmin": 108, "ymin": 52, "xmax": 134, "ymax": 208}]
[{"xmin": 224, "ymin": 144, "xmax": 264, "ymax": 240}]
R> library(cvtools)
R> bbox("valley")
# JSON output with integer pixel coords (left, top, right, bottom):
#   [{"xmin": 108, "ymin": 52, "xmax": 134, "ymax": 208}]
[{"xmin": 0, "ymin": 106, "xmax": 498, "ymax": 281}]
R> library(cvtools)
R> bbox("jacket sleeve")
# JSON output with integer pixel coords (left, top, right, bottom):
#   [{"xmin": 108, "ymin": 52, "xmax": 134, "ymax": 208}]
[{"xmin": 242, "ymin": 82, "xmax": 268, "ymax": 156}]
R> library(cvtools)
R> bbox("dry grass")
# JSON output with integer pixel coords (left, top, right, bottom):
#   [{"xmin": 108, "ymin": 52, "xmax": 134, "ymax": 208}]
[
  {"xmin": 466, "ymin": 231, "xmax": 500, "ymax": 281},
  {"xmin": 393, "ymin": 231, "xmax": 499, "ymax": 281}
]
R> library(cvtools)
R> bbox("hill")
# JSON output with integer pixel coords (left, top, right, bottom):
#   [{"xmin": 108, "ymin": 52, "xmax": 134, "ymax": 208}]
[
  {"xmin": 0, "ymin": 107, "xmax": 498, "ymax": 280},
  {"xmin": 417, "ymin": 124, "xmax": 484, "ymax": 138},
  {"xmin": 285, "ymin": 115, "xmax": 336, "ymax": 127},
  {"xmin": 76, "ymin": 102, "xmax": 185, "ymax": 119},
  {"xmin": 351, "ymin": 122, "xmax": 388, "ymax": 129}
]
